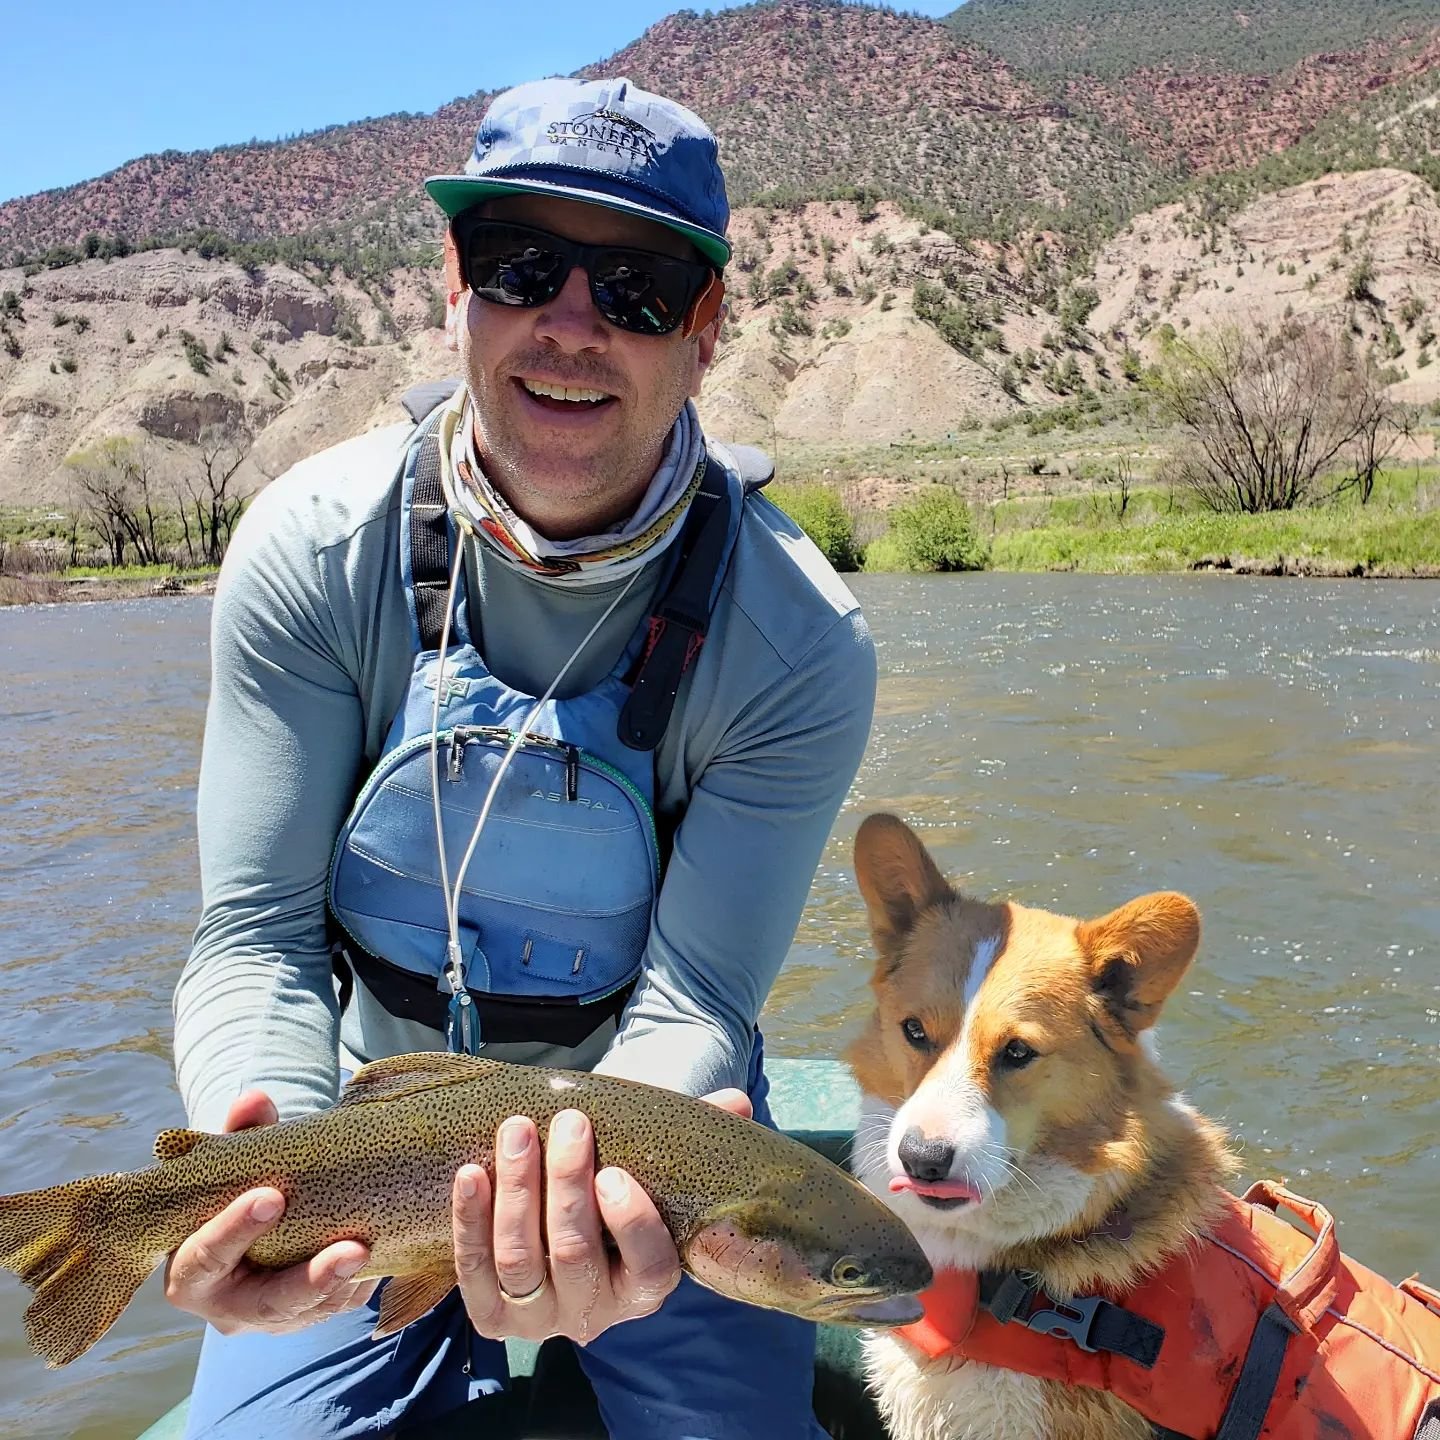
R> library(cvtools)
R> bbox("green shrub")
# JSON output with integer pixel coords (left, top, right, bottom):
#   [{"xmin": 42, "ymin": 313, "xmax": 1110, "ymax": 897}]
[
  {"xmin": 877, "ymin": 488, "xmax": 990, "ymax": 572},
  {"xmin": 768, "ymin": 483, "xmax": 859, "ymax": 571}
]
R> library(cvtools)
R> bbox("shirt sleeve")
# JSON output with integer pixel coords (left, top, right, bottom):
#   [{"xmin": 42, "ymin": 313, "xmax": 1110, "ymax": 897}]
[
  {"xmin": 172, "ymin": 483, "xmax": 368, "ymax": 1131},
  {"xmin": 593, "ymin": 606, "xmax": 876, "ymax": 1098}
]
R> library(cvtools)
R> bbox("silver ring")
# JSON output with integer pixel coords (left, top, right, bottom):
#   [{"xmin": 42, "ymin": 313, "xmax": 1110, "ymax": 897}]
[{"xmin": 497, "ymin": 1273, "xmax": 549, "ymax": 1306}]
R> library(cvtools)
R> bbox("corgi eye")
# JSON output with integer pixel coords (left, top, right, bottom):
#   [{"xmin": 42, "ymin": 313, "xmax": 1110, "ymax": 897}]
[
  {"xmin": 1000, "ymin": 1038, "xmax": 1039, "ymax": 1069},
  {"xmin": 901, "ymin": 1017, "xmax": 932, "ymax": 1050}
]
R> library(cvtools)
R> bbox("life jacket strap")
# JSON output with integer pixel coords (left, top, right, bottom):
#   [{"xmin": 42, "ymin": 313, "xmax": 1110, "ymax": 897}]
[
  {"xmin": 1212, "ymin": 1301, "xmax": 1296, "ymax": 1440},
  {"xmin": 980, "ymin": 1269, "xmax": 1165, "ymax": 1369}
]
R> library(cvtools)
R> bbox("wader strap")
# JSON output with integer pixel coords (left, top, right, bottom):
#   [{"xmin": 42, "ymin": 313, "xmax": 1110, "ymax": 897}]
[
  {"xmin": 980, "ymin": 1270, "xmax": 1165, "ymax": 1370},
  {"xmin": 618, "ymin": 458, "xmax": 734, "ymax": 752},
  {"xmin": 334, "ymin": 937, "xmax": 633, "ymax": 1048},
  {"xmin": 1213, "ymin": 1302, "xmax": 1296, "ymax": 1440},
  {"xmin": 407, "ymin": 412, "xmax": 454, "ymax": 652}
]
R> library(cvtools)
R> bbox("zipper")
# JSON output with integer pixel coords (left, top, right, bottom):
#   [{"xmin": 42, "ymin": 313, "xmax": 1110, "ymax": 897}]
[{"xmin": 444, "ymin": 726, "xmax": 661, "ymax": 881}]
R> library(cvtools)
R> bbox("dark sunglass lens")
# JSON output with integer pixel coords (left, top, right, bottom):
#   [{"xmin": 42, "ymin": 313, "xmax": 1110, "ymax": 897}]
[
  {"xmin": 593, "ymin": 252, "xmax": 695, "ymax": 335},
  {"xmin": 469, "ymin": 228, "xmax": 568, "ymax": 306}
]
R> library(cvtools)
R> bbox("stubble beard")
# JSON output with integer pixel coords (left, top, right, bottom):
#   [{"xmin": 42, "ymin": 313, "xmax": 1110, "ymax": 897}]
[{"xmin": 462, "ymin": 338, "xmax": 694, "ymax": 538}]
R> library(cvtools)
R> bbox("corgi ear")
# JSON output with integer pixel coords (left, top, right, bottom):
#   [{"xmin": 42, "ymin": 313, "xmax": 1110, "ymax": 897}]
[
  {"xmin": 854, "ymin": 814, "xmax": 954, "ymax": 960},
  {"xmin": 1079, "ymin": 892, "xmax": 1200, "ymax": 1043}
]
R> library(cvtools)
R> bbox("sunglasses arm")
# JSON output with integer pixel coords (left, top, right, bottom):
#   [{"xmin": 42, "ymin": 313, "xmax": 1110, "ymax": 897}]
[{"xmin": 683, "ymin": 272, "xmax": 726, "ymax": 339}]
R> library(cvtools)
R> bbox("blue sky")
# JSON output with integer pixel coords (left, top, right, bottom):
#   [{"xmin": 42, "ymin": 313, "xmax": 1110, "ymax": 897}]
[{"xmin": 0, "ymin": 0, "xmax": 960, "ymax": 205}]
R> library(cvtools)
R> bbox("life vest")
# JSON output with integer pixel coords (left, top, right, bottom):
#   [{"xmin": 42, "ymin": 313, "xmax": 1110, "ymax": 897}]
[
  {"xmin": 897, "ymin": 1180, "xmax": 1440, "ymax": 1440},
  {"xmin": 328, "ymin": 396, "xmax": 756, "ymax": 1054}
]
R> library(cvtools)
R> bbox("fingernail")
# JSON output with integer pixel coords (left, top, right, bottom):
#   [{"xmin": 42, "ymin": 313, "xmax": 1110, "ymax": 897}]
[
  {"xmin": 501, "ymin": 1120, "xmax": 531, "ymax": 1159},
  {"xmin": 250, "ymin": 1195, "xmax": 282, "ymax": 1223},
  {"xmin": 457, "ymin": 1168, "xmax": 478, "ymax": 1200},
  {"xmin": 556, "ymin": 1110, "xmax": 588, "ymax": 1145},
  {"xmin": 595, "ymin": 1169, "xmax": 628, "ymax": 1204},
  {"xmin": 334, "ymin": 1256, "xmax": 363, "ymax": 1280}
]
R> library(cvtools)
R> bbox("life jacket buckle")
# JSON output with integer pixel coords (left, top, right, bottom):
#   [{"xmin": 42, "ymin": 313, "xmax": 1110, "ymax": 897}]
[{"xmin": 1024, "ymin": 1294, "xmax": 1104, "ymax": 1353}]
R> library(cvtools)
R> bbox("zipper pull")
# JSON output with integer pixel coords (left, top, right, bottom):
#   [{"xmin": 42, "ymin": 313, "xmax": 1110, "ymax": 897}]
[
  {"xmin": 565, "ymin": 744, "xmax": 579, "ymax": 803},
  {"xmin": 448, "ymin": 730, "xmax": 468, "ymax": 782}
]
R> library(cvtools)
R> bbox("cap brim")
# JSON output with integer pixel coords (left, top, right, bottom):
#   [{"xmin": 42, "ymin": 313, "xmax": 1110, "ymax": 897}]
[{"xmin": 425, "ymin": 174, "xmax": 731, "ymax": 270}]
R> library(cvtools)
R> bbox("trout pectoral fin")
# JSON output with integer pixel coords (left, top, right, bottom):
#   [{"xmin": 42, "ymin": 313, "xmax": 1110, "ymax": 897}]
[
  {"xmin": 373, "ymin": 1267, "xmax": 458, "ymax": 1338},
  {"xmin": 341, "ymin": 1052, "xmax": 497, "ymax": 1108}
]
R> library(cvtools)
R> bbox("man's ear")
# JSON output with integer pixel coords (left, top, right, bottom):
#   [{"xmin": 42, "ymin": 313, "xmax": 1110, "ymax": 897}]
[
  {"xmin": 688, "ymin": 278, "xmax": 725, "ymax": 395},
  {"xmin": 442, "ymin": 226, "xmax": 464, "ymax": 296}
]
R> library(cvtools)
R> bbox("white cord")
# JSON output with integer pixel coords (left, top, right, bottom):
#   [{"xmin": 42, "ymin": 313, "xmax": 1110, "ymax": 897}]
[{"xmin": 429, "ymin": 540, "xmax": 644, "ymax": 994}]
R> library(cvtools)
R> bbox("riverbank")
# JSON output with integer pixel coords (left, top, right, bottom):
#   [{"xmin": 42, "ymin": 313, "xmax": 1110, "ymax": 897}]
[
  {"xmin": 0, "ymin": 569, "xmax": 217, "ymax": 607},
  {"xmin": 771, "ymin": 448, "xmax": 1440, "ymax": 578}
]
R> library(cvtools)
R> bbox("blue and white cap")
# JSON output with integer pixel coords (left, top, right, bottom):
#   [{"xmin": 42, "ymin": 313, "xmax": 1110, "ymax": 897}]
[{"xmin": 426, "ymin": 76, "xmax": 731, "ymax": 270}]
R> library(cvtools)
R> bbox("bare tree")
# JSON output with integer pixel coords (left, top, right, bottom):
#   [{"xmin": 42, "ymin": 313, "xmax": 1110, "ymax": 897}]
[
  {"xmin": 1151, "ymin": 319, "xmax": 1410, "ymax": 513},
  {"xmin": 181, "ymin": 424, "xmax": 252, "ymax": 566},
  {"xmin": 64, "ymin": 437, "xmax": 166, "ymax": 566},
  {"xmin": 1099, "ymin": 455, "xmax": 1135, "ymax": 521}
]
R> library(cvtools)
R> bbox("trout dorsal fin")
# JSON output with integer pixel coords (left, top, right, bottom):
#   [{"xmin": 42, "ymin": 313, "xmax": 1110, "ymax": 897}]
[
  {"xmin": 339, "ymin": 1052, "xmax": 496, "ymax": 1106},
  {"xmin": 153, "ymin": 1128, "xmax": 211, "ymax": 1162}
]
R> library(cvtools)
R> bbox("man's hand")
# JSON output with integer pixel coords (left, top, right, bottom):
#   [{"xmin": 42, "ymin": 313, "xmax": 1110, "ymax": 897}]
[
  {"xmin": 452, "ymin": 1088, "xmax": 752, "ymax": 1345},
  {"xmin": 162, "ymin": 1091, "xmax": 379, "ymax": 1335}
]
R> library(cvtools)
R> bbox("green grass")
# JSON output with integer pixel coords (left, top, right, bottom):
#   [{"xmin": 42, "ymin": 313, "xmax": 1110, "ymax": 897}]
[
  {"xmin": 855, "ymin": 464, "xmax": 1440, "ymax": 575},
  {"xmin": 59, "ymin": 564, "xmax": 218, "ymax": 582},
  {"xmin": 990, "ymin": 510, "xmax": 1440, "ymax": 574}
]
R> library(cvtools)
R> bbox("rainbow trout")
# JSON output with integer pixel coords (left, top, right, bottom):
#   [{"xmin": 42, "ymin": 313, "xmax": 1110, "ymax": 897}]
[{"xmin": 0, "ymin": 1052, "xmax": 931, "ymax": 1367}]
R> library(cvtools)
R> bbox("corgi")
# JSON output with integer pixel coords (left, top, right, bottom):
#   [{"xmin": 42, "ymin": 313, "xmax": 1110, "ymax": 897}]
[{"xmin": 845, "ymin": 813, "xmax": 1440, "ymax": 1440}]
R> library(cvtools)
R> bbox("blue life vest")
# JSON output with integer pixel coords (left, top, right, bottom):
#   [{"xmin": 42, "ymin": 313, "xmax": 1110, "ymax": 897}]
[{"xmin": 328, "ymin": 398, "xmax": 758, "ymax": 1053}]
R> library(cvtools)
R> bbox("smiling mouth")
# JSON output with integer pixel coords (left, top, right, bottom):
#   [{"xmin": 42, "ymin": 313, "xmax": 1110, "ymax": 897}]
[
  {"xmin": 517, "ymin": 378, "xmax": 616, "ymax": 411},
  {"xmin": 889, "ymin": 1175, "xmax": 982, "ymax": 1211}
]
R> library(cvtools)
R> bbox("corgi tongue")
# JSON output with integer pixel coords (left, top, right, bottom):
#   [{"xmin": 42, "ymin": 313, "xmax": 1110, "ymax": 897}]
[{"xmin": 890, "ymin": 1175, "xmax": 982, "ymax": 1202}]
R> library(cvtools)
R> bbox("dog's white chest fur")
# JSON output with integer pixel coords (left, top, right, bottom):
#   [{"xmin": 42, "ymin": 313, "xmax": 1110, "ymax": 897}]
[{"xmin": 864, "ymin": 1331, "xmax": 1052, "ymax": 1440}]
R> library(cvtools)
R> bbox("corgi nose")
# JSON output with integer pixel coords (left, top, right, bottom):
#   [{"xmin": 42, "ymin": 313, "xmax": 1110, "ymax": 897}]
[{"xmin": 898, "ymin": 1128, "xmax": 955, "ymax": 1183}]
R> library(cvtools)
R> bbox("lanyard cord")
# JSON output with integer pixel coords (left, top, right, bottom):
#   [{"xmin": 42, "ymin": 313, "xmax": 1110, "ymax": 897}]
[{"xmin": 427, "ymin": 527, "xmax": 643, "ymax": 1001}]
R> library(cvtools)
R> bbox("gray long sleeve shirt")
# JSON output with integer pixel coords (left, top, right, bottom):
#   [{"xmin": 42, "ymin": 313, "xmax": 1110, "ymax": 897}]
[{"xmin": 174, "ymin": 419, "xmax": 876, "ymax": 1131}]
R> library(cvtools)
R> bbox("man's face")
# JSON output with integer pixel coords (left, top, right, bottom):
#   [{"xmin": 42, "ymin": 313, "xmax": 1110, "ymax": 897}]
[{"xmin": 450, "ymin": 193, "xmax": 720, "ymax": 541}]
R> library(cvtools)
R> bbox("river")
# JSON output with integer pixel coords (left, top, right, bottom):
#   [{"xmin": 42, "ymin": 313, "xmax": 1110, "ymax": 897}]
[{"xmin": 0, "ymin": 574, "xmax": 1436, "ymax": 1438}]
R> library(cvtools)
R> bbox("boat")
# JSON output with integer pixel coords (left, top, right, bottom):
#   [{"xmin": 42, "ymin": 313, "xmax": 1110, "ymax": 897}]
[{"xmin": 135, "ymin": 1056, "xmax": 888, "ymax": 1439}]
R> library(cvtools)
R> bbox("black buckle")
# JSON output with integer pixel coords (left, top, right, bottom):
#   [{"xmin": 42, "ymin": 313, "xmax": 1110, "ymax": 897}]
[{"xmin": 1023, "ymin": 1294, "xmax": 1104, "ymax": 1353}]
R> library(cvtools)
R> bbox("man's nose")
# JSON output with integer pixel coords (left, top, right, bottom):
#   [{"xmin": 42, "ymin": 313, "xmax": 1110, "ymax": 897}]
[
  {"xmin": 533, "ymin": 263, "xmax": 607, "ymax": 347},
  {"xmin": 898, "ymin": 1127, "xmax": 955, "ymax": 1182}
]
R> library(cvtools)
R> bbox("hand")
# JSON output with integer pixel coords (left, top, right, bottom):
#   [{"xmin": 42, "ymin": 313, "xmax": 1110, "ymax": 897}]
[
  {"xmin": 163, "ymin": 1090, "xmax": 379, "ymax": 1335},
  {"xmin": 452, "ymin": 1087, "xmax": 752, "ymax": 1345}
]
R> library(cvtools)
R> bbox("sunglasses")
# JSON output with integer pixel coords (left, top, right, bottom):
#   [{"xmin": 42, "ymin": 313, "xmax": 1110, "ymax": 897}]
[{"xmin": 453, "ymin": 216, "xmax": 723, "ymax": 338}]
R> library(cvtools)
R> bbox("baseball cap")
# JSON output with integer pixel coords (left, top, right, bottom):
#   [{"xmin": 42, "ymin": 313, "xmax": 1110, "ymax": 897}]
[{"xmin": 426, "ymin": 76, "xmax": 732, "ymax": 270}]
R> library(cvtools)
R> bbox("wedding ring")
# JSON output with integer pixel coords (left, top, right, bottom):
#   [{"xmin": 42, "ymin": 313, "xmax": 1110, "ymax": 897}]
[{"xmin": 498, "ymin": 1273, "xmax": 549, "ymax": 1306}]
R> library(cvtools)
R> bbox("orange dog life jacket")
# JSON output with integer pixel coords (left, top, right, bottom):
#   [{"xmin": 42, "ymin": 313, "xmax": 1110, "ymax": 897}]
[{"xmin": 897, "ymin": 1181, "xmax": 1440, "ymax": 1440}]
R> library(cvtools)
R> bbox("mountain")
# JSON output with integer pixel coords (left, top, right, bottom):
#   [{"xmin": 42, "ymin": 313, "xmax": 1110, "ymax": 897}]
[{"xmin": 1, "ymin": 0, "xmax": 1438, "ymax": 509}]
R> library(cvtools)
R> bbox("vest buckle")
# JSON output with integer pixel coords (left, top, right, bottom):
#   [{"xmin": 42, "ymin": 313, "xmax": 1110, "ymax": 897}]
[{"xmin": 1023, "ymin": 1293, "xmax": 1103, "ymax": 1353}]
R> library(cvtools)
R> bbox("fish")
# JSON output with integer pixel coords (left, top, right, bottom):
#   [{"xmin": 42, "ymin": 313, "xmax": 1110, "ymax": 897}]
[{"xmin": 0, "ymin": 1051, "xmax": 932, "ymax": 1367}]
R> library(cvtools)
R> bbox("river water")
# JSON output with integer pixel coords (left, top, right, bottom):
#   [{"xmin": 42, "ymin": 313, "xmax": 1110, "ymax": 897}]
[{"xmin": 0, "ymin": 574, "xmax": 1437, "ymax": 1439}]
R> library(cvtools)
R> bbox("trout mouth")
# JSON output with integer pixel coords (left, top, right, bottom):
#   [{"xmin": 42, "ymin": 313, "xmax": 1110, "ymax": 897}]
[{"xmin": 808, "ymin": 1289, "xmax": 926, "ymax": 1327}]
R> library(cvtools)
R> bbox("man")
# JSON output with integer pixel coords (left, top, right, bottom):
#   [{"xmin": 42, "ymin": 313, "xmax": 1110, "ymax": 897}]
[{"xmin": 168, "ymin": 76, "xmax": 876, "ymax": 1438}]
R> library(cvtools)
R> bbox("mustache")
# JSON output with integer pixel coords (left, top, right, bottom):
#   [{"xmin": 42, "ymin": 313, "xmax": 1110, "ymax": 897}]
[{"xmin": 503, "ymin": 351, "xmax": 626, "ymax": 396}]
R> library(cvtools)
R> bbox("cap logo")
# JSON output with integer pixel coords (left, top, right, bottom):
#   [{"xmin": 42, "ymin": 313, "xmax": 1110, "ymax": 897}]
[{"xmin": 547, "ymin": 108, "xmax": 658, "ymax": 165}]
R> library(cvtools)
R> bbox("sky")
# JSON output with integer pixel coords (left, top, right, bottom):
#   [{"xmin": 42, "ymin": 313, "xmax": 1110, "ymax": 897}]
[{"xmin": 0, "ymin": 0, "xmax": 960, "ymax": 205}]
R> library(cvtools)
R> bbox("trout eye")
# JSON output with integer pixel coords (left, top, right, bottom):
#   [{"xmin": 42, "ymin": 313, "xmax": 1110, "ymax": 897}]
[{"xmin": 832, "ymin": 1256, "xmax": 869, "ymax": 1288}]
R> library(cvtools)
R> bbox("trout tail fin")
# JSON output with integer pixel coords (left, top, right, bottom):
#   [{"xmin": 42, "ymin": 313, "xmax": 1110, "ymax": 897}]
[{"xmin": 0, "ymin": 1175, "xmax": 155, "ymax": 1367}]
